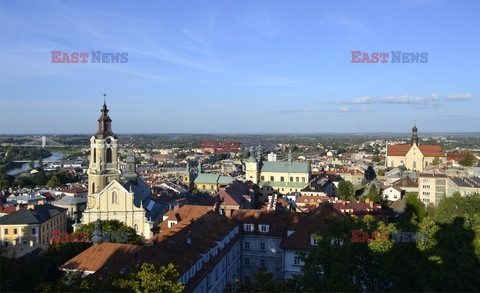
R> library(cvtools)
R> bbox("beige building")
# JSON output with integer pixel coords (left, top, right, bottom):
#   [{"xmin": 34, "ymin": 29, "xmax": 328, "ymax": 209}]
[
  {"xmin": 0, "ymin": 204, "xmax": 67, "ymax": 257},
  {"xmin": 418, "ymin": 172, "xmax": 447, "ymax": 206},
  {"xmin": 447, "ymin": 177, "xmax": 480, "ymax": 196},
  {"xmin": 245, "ymin": 149, "xmax": 310, "ymax": 198},
  {"xmin": 387, "ymin": 125, "xmax": 446, "ymax": 172},
  {"xmin": 81, "ymin": 102, "xmax": 169, "ymax": 239}
]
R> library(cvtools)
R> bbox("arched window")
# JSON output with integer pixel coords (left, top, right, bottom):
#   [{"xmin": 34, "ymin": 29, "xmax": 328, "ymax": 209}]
[
  {"xmin": 413, "ymin": 161, "xmax": 417, "ymax": 169},
  {"xmin": 106, "ymin": 148, "xmax": 112, "ymax": 163},
  {"xmin": 93, "ymin": 148, "xmax": 96, "ymax": 163},
  {"xmin": 134, "ymin": 224, "xmax": 138, "ymax": 232},
  {"xmin": 296, "ymin": 177, "xmax": 299, "ymax": 182},
  {"xmin": 261, "ymin": 176, "xmax": 264, "ymax": 181},
  {"xmin": 92, "ymin": 182, "xmax": 95, "ymax": 193},
  {"xmin": 112, "ymin": 191, "xmax": 118, "ymax": 204}
]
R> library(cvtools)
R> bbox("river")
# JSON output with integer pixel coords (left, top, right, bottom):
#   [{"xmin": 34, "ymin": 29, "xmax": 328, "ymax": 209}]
[{"xmin": 7, "ymin": 152, "xmax": 67, "ymax": 175}]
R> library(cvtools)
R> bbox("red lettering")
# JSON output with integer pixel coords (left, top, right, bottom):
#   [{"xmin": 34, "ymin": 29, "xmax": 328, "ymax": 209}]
[
  {"xmin": 212, "ymin": 142, "xmax": 219, "ymax": 152},
  {"xmin": 70, "ymin": 52, "xmax": 79, "ymax": 63},
  {"xmin": 70, "ymin": 232, "xmax": 79, "ymax": 242},
  {"xmin": 61, "ymin": 53, "xmax": 71, "ymax": 63},
  {"xmin": 230, "ymin": 142, "xmax": 240, "ymax": 153},
  {"xmin": 370, "ymin": 52, "xmax": 379, "ymax": 63},
  {"xmin": 380, "ymin": 232, "xmax": 390, "ymax": 242},
  {"xmin": 51, "ymin": 230, "xmax": 61, "ymax": 242},
  {"xmin": 351, "ymin": 51, "xmax": 362, "ymax": 63},
  {"xmin": 361, "ymin": 53, "xmax": 371, "ymax": 63},
  {"xmin": 351, "ymin": 230, "xmax": 362, "ymax": 242},
  {"xmin": 51, "ymin": 51, "xmax": 61, "ymax": 63},
  {"xmin": 201, "ymin": 140, "xmax": 211, "ymax": 152},
  {"xmin": 361, "ymin": 232, "xmax": 370, "ymax": 242},
  {"xmin": 221, "ymin": 141, "xmax": 230, "ymax": 153},
  {"xmin": 370, "ymin": 231, "xmax": 379, "ymax": 242},
  {"xmin": 380, "ymin": 52, "xmax": 389, "ymax": 63},
  {"xmin": 79, "ymin": 52, "xmax": 89, "ymax": 63},
  {"xmin": 80, "ymin": 232, "xmax": 89, "ymax": 242}
]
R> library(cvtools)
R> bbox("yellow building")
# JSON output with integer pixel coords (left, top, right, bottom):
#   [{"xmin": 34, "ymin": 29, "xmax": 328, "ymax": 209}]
[
  {"xmin": 245, "ymin": 149, "xmax": 310, "ymax": 197},
  {"xmin": 387, "ymin": 125, "xmax": 446, "ymax": 172},
  {"xmin": 183, "ymin": 162, "xmax": 234, "ymax": 192},
  {"xmin": 0, "ymin": 204, "xmax": 67, "ymax": 257},
  {"xmin": 81, "ymin": 101, "xmax": 169, "ymax": 239}
]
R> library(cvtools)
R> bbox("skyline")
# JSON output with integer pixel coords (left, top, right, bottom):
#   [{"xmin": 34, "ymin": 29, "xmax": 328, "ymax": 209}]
[{"xmin": 1, "ymin": 0, "xmax": 479, "ymax": 134}]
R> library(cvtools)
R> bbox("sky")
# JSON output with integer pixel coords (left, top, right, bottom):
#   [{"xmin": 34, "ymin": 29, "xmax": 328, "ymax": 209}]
[{"xmin": 1, "ymin": 0, "xmax": 479, "ymax": 134}]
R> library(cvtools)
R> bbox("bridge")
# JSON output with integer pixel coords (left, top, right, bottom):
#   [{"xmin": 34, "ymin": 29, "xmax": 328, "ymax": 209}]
[{"xmin": 20, "ymin": 136, "xmax": 66, "ymax": 148}]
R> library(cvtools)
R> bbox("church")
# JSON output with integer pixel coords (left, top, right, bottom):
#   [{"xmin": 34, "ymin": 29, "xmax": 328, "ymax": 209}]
[
  {"xmin": 245, "ymin": 147, "xmax": 311, "ymax": 198},
  {"xmin": 80, "ymin": 101, "xmax": 168, "ymax": 239},
  {"xmin": 386, "ymin": 125, "xmax": 447, "ymax": 172}
]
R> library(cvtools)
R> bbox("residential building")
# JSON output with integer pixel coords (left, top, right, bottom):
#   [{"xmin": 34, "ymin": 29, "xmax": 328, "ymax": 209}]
[
  {"xmin": 183, "ymin": 162, "xmax": 234, "ymax": 192},
  {"xmin": 418, "ymin": 172, "xmax": 447, "ymax": 205},
  {"xmin": 447, "ymin": 177, "xmax": 480, "ymax": 196},
  {"xmin": 381, "ymin": 186, "xmax": 403, "ymax": 201},
  {"xmin": 0, "ymin": 204, "xmax": 67, "ymax": 257}
]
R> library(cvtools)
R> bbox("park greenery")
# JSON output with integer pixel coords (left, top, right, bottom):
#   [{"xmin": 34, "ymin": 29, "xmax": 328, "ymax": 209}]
[{"xmin": 0, "ymin": 167, "xmax": 79, "ymax": 190}]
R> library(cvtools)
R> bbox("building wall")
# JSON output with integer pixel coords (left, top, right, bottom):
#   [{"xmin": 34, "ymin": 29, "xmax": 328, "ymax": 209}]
[
  {"xmin": 241, "ymin": 235, "xmax": 284, "ymax": 283},
  {"xmin": 419, "ymin": 176, "xmax": 446, "ymax": 205},
  {"xmin": 283, "ymin": 250, "xmax": 305, "ymax": 280}
]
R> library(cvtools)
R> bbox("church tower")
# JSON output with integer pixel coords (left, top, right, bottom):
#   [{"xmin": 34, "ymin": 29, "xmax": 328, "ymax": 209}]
[
  {"xmin": 87, "ymin": 98, "xmax": 121, "ymax": 195},
  {"xmin": 411, "ymin": 123, "xmax": 419, "ymax": 146},
  {"xmin": 245, "ymin": 146, "xmax": 260, "ymax": 183}
]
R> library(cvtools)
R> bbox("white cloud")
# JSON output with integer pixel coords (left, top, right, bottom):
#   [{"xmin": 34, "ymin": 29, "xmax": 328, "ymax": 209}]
[{"xmin": 444, "ymin": 93, "xmax": 473, "ymax": 100}]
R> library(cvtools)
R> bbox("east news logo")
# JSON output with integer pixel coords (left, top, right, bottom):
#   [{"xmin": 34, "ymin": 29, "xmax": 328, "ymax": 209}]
[
  {"xmin": 351, "ymin": 51, "xmax": 428, "ymax": 63},
  {"xmin": 51, "ymin": 51, "xmax": 128, "ymax": 63}
]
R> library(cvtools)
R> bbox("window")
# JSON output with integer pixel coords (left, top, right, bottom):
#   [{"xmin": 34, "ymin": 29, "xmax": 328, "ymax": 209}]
[
  {"xmin": 244, "ymin": 241, "xmax": 250, "ymax": 250},
  {"xmin": 243, "ymin": 224, "xmax": 254, "ymax": 232},
  {"xmin": 112, "ymin": 191, "xmax": 118, "ymax": 204},
  {"xmin": 31, "ymin": 228, "xmax": 36, "ymax": 234},
  {"xmin": 261, "ymin": 176, "xmax": 264, "ymax": 181},
  {"xmin": 93, "ymin": 148, "xmax": 96, "ymax": 163},
  {"xmin": 106, "ymin": 148, "xmax": 112, "ymax": 163},
  {"xmin": 260, "ymin": 259, "xmax": 266, "ymax": 267},
  {"xmin": 245, "ymin": 276, "xmax": 250, "ymax": 284},
  {"xmin": 280, "ymin": 176, "xmax": 284, "ymax": 182},
  {"xmin": 302, "ymin": 177, "xmax": 305, "ymax": 182},
  {"xmin": 260, "ymin": 243, "xmax": 266, "ymax": 251},
  {"xmin": 296, "ymin": 177, "xmax": 299, "ymax": 182},
  {"xmin": 259, "ymin": 225, "xmax": 269, "ymax": 233},
  {"xmin": 310, "ymin": 236, "xmax": 318, "ymax": 246},
  {"xmin": 5, "ymin": 229, "xmax": 8, "ymax": 234},
  {"xmin": 294, "ymin": 256, "xmax": 301, "ymax": 266},
  {"xmin": 14, "ymin": 229, "xmax": 18, "ymax": 235},
  {"xmin": 134, "ymin": 224, "xmax": 138, "ymax": 232},
  {"xmin": 413, "ymin": 161, "xmax": 417, "ymax": 169},
  {"xmin": 270, "ymin": 176, "xmax": 274, "ymax": 181},
  {"xmin": 92, "ymin": 182, "xmax": 95, "ymax": 193},
  {"xmin": 244, "ymin": 258, "xmax": 250, "ymax": 266},
  {"xmin": 290, "ymin": 176, "xmax": 293, "ymax": 182}
]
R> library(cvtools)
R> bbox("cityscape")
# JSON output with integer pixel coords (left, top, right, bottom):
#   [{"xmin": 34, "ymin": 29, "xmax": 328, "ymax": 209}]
[{"xmin": 1, "ymin": 1, "xmax": 480, "ymax": 292}]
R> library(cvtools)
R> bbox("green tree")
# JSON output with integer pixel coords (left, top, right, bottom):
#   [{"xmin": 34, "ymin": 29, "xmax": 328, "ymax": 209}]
[
  {"xmin": 76, "ymin": 219, "xmax": 143, "ymax": 245},
  {"xmin": 367, "ymin": 184, "xmax": 381, "ymax": 203},
  {"xmin": 38, "ymin": 157, "xmax": 43, "ymax": 166},
  {"xmin": 338, "ymin": 181, "xmax": 354, "ymax": 201},
  {"xmin": 110, "ymin": 263, "xmax": 184, "ymax": 293},
  {"xmin": 29, "ymin": 160, "xmax": 35, "ymax": 169},
  {"xmin": 47, "ymin": 175, "xmax": 61, "ymax": 188},
  {"xmin": 403, "ymin": 192, "xmax": 426, "ymax": 223},
  {"xmin": 372, "ymin": 156, "xmax": 381, "ymax": 162},
  {"xmin": 459, "ymin": 152, "xmax": 476, "ymax": 167},
  {"xmin": 431, "ymin": 156, "xmax": 441, "ymax": 165}
]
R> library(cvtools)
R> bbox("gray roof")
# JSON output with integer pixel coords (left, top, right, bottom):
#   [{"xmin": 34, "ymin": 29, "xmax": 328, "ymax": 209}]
[
  {"xmin": 259, "ymin": 160, "xmax": 310, "ymax": 173},
  {"xmin": 192, "ymin": 174, "xmax": 234, "ymax": 185},
  {"xmin": 0, "ymin": 204, "xmax": 66, "ymax": 225},
  {"xmin": 54, "ymin": 196, "xmax": 87, "ymax": 205},
  {"xmin": 122, "ymin": 178, "xmax": 168, "ymax": 222}
]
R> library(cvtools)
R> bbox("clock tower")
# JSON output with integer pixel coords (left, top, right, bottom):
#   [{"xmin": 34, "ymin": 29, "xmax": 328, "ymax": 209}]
[{"xmin": 87, "ymin": 99, "xmax": 121, "ymax": 196}]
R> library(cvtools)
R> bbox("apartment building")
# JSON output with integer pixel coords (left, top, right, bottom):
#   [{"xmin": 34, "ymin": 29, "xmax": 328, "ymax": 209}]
[{"xmin": 418, "ymin": 173, "xmax": 447, "ymax": 205}]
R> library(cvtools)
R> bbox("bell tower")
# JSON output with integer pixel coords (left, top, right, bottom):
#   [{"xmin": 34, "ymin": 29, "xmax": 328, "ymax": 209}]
[
  {"xmin": 88, "ymin": 95, "xmax": 121, "ymax": 195},
  {"xmin": 411, "ymin": 123, "xmax": 419, "ymax": 146}
]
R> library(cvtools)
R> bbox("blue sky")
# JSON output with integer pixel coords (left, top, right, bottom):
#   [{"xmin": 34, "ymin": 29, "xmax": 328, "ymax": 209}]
[{"xmin": 1, "ymin": 0, "xmax": 479, "ymax": 134}]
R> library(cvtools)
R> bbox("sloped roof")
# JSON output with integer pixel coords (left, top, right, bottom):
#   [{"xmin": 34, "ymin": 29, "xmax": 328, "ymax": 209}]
[
  {"xmin": 392, "ymin": 176, "xmax": 418, "ymax": 188},
  {"xmin": 387, "ymin": 144, "xmax": 446, "ymax": 157},
  {"xmin": 259, "ymin": 160, "xmax": 310, "ymax": 173},
  {"xmin": 0, "ymin": 204, "xmax": 66, "ymax": 225},
  {"xmin": 54, "ymin": 196, "xmax": 87, "ymax": 205},
  {"xmin": 192, "ymin": 174, "xmax": 234, "ymax": 185}
]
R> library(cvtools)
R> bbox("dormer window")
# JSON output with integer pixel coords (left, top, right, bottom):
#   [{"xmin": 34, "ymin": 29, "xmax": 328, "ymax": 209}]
[
  {"xmin": 244, "ymin": 224, "xmax": 254, "ymax": 232},
  {"xmin": 310, "ymin": 236, "xmax": 319, "ymax": 246},
  {"xmin": 168, "ymin": 220, "xmax": 177, "ymax": 228},
  {"xmin": 259, "ymin": 224, "xmax": 269, "ymax": 233}
]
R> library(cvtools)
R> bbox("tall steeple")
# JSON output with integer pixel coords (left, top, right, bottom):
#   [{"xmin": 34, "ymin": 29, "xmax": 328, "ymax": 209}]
[
  {"xmin": 411, "ymin": 123, "xmax": 419, "ymax": 146},
  {"xmin": 95, "ymin": 94, "xmax": 117, "ymax": 139},
  {"xmin": 88, "ymin": 97, "xmax": 121, "ymax": 195}
]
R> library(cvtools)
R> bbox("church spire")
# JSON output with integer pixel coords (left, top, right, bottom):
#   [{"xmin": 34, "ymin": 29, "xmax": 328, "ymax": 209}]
[
  {"xmin": 411, "ymin": 123, "xmax": 419, "ymax": 146},
  {"xmin": 95, "ymin": 94, "xmax": 117, "ymax": 139}
]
